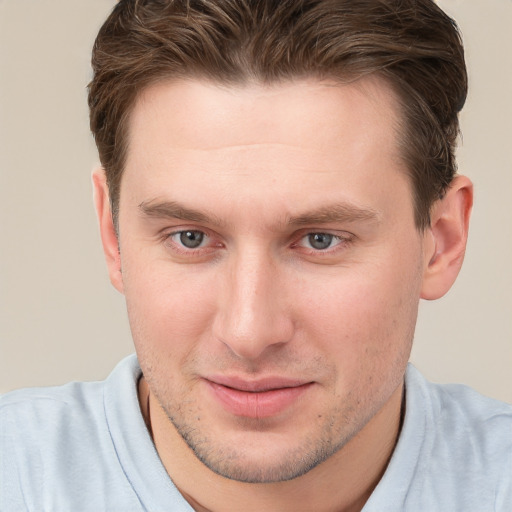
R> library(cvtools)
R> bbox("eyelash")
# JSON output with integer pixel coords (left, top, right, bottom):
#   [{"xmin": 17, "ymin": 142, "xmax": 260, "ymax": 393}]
[
  {"xmin": 162, "ymin": 229, "xmax": 354, "ymax": 258},
  {"xmin": 163, "ymin": 229, "xmax": 218, "ymax": 256},
  {"xmin": 292, "ymin": 232, "xmax": 353, "ymax": 254}
]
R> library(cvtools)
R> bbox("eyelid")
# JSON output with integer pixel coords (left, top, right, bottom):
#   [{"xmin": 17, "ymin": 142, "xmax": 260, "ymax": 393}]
[
  {"xmin": 168, "ymin": 229, "xmax": 209, "ymax": 249},
  {"xmin": 292, "ymin": 229, "xmax": 355, "ymax": 254},
  {"xmin": 162, "ymin": 225, "xmax": 209, "ymax": 240},
  {"xmin": 162, "ymin": 226, "xmax": 224, "ymax": 257},
  {"xmin": 159, "ymin": 225, "xmax": 354, "ymax": 260}
]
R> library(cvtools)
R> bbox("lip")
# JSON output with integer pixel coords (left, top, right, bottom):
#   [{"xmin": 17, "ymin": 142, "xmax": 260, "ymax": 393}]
[{"xmin": 204, "ymin": 376, "xmax": 313, "ymax": 419}]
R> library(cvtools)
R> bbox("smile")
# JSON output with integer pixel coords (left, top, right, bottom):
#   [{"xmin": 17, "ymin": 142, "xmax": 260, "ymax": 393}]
[{"xmin": 204, "ymin": 377, "xmax": 314, "ymax": 419}]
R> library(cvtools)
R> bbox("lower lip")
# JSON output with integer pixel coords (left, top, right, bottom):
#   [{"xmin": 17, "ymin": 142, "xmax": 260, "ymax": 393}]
[{"xmin": 206, "ymin": 381, "xmax": 312, "ymax": 419}]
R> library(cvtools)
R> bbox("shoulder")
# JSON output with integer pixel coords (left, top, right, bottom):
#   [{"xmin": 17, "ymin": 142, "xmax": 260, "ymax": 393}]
[
  {"xmin": 411, "ymin": 366, "xmax": 512, "ymax": 451},
  {"xmin": 405, "ymin": 365, "xmax": 512, "ymax": 510},
  {"xmin": 1, "ymin": 379, "xmax": 107, "ymax": 458},
  {"xmin": 1, "ymin": 378, "xmax": 103, "ymax": 414},
  {"xmin": 0, "ymin": 355, "xmax": 146, "ymax": 511},
  {"xmin": 1, "ymin": 354, "xmax": 142, "ymax": 451},
  {"xmin": 0, "ymin": 354, "xmax": 140, "ymax": 422},
  {"xmin": 1, "ymin": 364, "xmax": 122, "ymax": 445},
  {"xmin": 367, "ymin": 366, "xmax": 511, "ymax": 511},
  {"xmin": 1, "ymin": 377, "xmax": 110, "ymax": 472}
]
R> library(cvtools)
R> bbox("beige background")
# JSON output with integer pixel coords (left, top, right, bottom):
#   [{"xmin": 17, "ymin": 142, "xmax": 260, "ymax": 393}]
[{"xmin": 1, "ymin": 0, "xmax": 511, "ymax": 402}]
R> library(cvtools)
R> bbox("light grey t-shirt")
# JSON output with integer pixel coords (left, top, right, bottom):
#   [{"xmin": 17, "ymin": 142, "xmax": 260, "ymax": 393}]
[{"xmin": 1, "ymin": 355, "xmax": 511, "ymax": 511}]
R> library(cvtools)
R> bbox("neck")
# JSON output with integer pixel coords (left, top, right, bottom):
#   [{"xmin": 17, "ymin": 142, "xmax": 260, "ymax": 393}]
[{"xmin": 138, "ymin": 377, "xmax": 403, "ymax": 512}]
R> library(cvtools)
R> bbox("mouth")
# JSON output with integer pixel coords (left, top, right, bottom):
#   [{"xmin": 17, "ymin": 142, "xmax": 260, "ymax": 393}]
[{"xmin": 204, "ymin": 376, "xmax": 314, "ymax": 419}]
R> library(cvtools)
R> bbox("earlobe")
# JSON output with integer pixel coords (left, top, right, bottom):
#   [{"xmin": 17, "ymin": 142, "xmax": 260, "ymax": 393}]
[
  {"xmin": 420, "ymin": 175, "xmax": 473, "ymax": 300},
  {"xmin": 92, "ymin": 168, "xmax": 124, "ymax": 294}
]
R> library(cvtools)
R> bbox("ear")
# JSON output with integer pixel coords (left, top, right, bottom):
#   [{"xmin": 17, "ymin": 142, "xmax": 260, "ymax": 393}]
[
  {"xmin": 92, "ymin": 168, "xmax": 124, "ymax": 294},
  {"xmin": 420, "ymin": 175, "xmax": 473, "ymax": 300}
]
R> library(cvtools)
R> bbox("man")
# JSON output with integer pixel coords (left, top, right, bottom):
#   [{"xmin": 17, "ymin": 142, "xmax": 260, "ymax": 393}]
[{"xmin": 1, "ymin": 1, "xmax": 511, "ymax": 511}]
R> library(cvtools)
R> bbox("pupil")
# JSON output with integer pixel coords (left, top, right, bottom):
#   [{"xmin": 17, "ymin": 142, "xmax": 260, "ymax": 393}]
[
  {"xmin": 309, "ymin": 233, "xmax": 332, "ymax": 250},
  {"xmin": 180, "ymin": 231, "xmax": 204, "ymax": 248}
]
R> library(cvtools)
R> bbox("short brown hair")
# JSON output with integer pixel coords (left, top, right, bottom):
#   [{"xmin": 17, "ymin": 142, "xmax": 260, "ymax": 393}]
[{"xmin": 88, "ymin": 0, "xmax": 467, "ymax": 230}]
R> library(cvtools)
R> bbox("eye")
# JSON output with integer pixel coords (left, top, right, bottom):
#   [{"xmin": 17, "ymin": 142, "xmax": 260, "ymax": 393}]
[
  {"xmin": 306, "ymin": 233, "xmax": 335, "ymax": 250},
  {"xmin": 299, "ymin": 232, "xmax": 347, "ymax": 251},
  {"xmin": 171, "ymin": 230, "xmax": 208, "ymax": 249}
]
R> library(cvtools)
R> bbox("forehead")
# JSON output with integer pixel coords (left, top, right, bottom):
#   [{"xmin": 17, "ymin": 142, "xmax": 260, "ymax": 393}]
[
  {"xmin": 122, "ymin": 77, "xmax": 411, "ymax": 224},
  {"xmin": 127, "ymin": 77, "xmax": 401, "ymax": 154}
]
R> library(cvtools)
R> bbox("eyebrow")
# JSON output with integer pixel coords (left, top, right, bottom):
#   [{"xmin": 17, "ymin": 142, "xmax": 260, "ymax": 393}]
[
  {"xmin": 138, "ymin": 199, "xmax": 227, "ymax": 227},
  {"xmin": 287, "ymin": 203, "xmax": 381, "ymax": 226},
  {"xmin": 138, "ymin": 199, "xmax": 380, "ymax": 228}
]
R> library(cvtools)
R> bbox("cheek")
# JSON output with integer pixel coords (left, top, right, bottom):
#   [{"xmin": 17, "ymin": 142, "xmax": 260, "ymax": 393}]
[
  {"xmin": 294, "ymin": 266, "xmax": 420, "ymax": 413},
  {"xmin": 295, "ymin": 259, "xmax": 421, "ymax": 365},
  {"xmin": 121, "ymin": 257, "xmax": 219, "ymax": 355}
]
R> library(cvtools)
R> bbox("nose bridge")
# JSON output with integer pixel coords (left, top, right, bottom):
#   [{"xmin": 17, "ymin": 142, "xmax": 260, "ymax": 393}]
[{"xmin": 214, "ymin": 244, "xmax": 293, "ymax": 360}]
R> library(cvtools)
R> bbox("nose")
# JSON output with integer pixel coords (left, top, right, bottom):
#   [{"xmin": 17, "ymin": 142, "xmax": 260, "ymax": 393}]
[{"xmin": 212, "ymin": 247, "xmax": 294, "ymax": 361}]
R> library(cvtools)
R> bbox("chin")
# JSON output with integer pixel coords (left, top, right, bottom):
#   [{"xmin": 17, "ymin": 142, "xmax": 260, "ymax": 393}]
[{"xmin": 169, "ymin": 414, "xmax": 349, "ymax": 484}]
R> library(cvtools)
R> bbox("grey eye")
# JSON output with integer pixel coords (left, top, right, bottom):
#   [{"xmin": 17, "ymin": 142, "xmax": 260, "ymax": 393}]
[
  {"xmin": 179, "ymin": 230, "xmax": 205, "ymax": 249},
  {"xmin": 307, "ymin": 233, "xmax": 333, "ymax": 250}
]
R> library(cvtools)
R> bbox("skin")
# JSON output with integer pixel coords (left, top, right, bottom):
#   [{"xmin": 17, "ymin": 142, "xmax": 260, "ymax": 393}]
[{"xmin": 94, "ymin": 77, "xmax": 472, "ymax": 512}]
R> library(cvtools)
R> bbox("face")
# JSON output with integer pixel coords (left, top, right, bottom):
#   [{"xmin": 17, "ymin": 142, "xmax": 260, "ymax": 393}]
[{"xmin": 114, "ymin": 78, "xmax": 427, "ymax": 483}]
